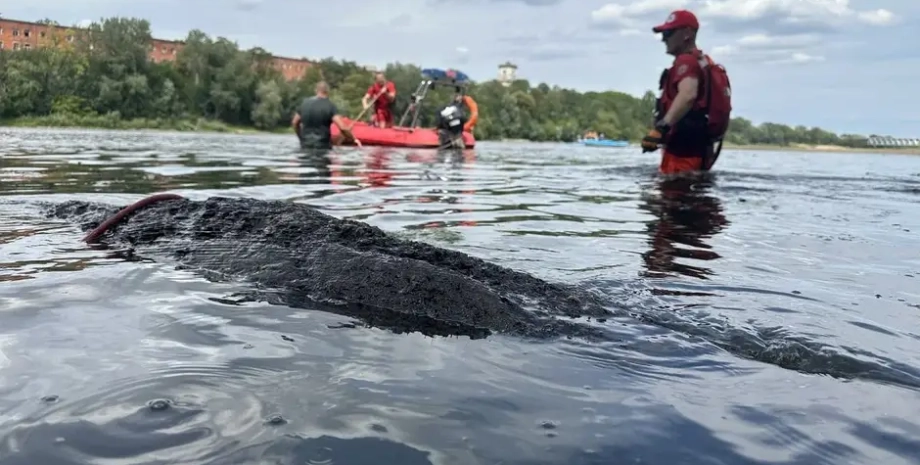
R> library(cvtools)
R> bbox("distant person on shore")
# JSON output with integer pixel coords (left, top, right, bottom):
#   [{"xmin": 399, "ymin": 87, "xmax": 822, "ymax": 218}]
[
  {"xmin": 641, "ymin": 10, "xmax": 732, "ymax": 174},
  {"xmin": 362, "ymin": 72, "xmax": 397, "ymax": 128},
  {"xmin": 292, "ymin": 81, "xmax": 360, "ymax": 150}
]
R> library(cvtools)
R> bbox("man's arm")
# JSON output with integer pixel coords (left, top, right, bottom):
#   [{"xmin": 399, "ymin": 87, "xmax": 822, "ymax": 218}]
[
  {"xmin": 291, "ymin": 112, "xmax": 302, "ymax": 139},
  {"xmin": 385, "ymin": 82, "xmax": 396, "ymax": 101},
  {"xmin": 661, "ymin": 77, "xmax": 699, "ymax": 126},
  {"xmin": 362, "ymin": 86, "xmax": 374, "ymax": 108},
  {"xmin": 463, "ymin": 96, "xmax": 478, "ymax": 131},
  {"xmin": 660, "ymin": 56, "xmax": 701, "ymax": 127},
  {"xmin": 332, "ymin": 114, "xmax": 361, "ymax": 146}
]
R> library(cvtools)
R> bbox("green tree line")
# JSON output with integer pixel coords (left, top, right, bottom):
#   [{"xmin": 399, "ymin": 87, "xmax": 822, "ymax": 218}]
[{"xmin": 0, "ymin": 16, "xmax": 873, "ymax": 147}]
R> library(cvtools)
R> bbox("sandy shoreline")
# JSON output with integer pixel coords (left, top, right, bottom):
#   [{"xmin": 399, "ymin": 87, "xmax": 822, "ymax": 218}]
[{"xmin": 724, "ymin": 143, "xmax": 920, "ymax": 155}]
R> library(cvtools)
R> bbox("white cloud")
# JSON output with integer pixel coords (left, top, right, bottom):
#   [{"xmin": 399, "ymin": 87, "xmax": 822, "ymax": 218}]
[
  {"xmin": 700, "ymin": 0, "xmax": 848, "ymax": 20},
  {"xmin": 768, "ymin": 52, "xmax": 825, "ymax": 64},
  {"xmin": 790, "ymin": 52, "xmax": 823, "ymax": 62},
  {"xmin": 858, "ymin": 9, "xmax": 894, "ymax": 25},
  {"xmin": 456, "ymin": 46, "xmax": 469, "ymax": 54},
  {"xmin": 591, "ymin": 0, "xmax": 689, "ymax": 27},
  {"xmin": 711, "ymin": 32, "xmax": 824, "ymax": 65},
  {"xmin": 736, "ymin": 33, "xmax": 820, "ymax": 48},
  {"xmin": 711, "ymin": 44, "xmax": 737, "ymax": 56},
  {"xmin": 699, "ymin": 0, "xmax": 894, "ymax": 26},
  {"xmin": 592, "ymin": 0, "xmax": 895, "ymax": 34}
]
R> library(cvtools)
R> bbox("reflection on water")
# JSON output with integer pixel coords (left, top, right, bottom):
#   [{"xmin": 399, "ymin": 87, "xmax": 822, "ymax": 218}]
[
  {"xmin": 291, "ymin": 151, "xmax": 334, "ymax": 186},
  {"xmin": 639, "ymin": 173, "xmax": 729, "ymax": 281},
  {"xmin": 2, "ymin": 128, "xmax": 920, "ymax": 465}
]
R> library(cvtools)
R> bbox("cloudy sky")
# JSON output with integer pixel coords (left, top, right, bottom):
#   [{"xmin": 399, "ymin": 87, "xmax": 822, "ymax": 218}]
[{"xmin": 5, "ymin": 0, "xmax": 918, "ymax": 137}]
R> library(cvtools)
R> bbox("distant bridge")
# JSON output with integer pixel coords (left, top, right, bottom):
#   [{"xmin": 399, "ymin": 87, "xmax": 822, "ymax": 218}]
[{"xmin": 867, "ymin": 136, "xmax": 920, "ymax": 147}]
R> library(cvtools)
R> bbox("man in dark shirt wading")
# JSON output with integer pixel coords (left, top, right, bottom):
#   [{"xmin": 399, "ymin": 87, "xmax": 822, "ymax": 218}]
[{"xmin": 291, "ymin": 81, "xmax": 360, "ymax": 150}]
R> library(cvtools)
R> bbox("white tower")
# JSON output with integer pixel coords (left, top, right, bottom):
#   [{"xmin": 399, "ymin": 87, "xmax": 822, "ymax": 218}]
[{"xmin": 498, "ymin": 61, "xmax": 517, "ymax": 87}]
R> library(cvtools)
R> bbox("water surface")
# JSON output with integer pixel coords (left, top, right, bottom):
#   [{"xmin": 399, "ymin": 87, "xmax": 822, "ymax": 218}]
[{"xmin": 2, "ymin": 127, "xmax": 920, "ymax": 465}]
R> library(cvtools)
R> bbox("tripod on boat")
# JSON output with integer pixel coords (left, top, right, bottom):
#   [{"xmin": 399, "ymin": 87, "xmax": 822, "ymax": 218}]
[{"xmin": 397, "ymin": 68, "xmax": 471, "ymax": 130}]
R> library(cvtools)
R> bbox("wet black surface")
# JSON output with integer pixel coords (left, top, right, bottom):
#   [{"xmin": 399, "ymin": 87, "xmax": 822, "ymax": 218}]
[
  {"xmin": 2, "ymin": 127, "xmax": 920, "ymax": 465},
  {"xmin": 48, "ymin": 196, "xmax": 613, "ymax": 340}
]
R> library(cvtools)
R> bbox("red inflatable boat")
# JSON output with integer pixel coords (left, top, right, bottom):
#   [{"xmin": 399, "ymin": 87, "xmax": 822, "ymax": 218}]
[{"xmin": 330, "ymin": 118, "xmax": 476, "ymax": 148}]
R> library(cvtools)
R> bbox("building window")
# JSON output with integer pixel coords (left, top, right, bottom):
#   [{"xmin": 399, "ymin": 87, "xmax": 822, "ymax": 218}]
[
  {"xmin": 0, "ymin": 42, "xmax": 4, "ymax": 49},
  {"xmin": 40, "ymin": 31, "xmax": 47, "ymax": 38},
  {"xmin": 67, "ymin": 35, "xmax": 74, "ymax": 42},
  {"xmin": 23, "ymin": 43, "xmax": 31, "ymax": 49},
  {"xmin": 13, "ymin": 42, "xmax": 20, "ymax": 50},
  {"xmin": 12, "ymin": 29, "xmax": 20, "ymax": 37},
  {"xmin": 24, "ymin": 29, "xmax": 31, "ymax": 37}
]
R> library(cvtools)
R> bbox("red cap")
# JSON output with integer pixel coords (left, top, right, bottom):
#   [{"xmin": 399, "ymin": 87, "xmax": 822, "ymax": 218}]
[{"xmin": 652, "ymin": 10, "xmax": 699, "ymax": 33}]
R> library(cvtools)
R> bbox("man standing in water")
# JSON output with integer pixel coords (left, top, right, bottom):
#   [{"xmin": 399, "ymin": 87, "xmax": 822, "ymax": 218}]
[
  {"xmin": 362, "ymin": 72, "xmax": 397, "ymax": 128},
  {"xmin": 292, "ymin": 81, "xmax": 360, "ymax": 150},
  {"xmin": 641, "ymin": 10, "xmax": 732, "ymax": 174}
]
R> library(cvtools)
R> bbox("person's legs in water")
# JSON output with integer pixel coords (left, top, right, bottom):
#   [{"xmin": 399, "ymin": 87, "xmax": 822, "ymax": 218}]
[{"xmin": 659, "ymin": 151, "xmax": 703, "ymax": 174}]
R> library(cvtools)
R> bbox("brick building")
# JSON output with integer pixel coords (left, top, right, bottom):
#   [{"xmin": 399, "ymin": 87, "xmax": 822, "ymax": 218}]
[
  {"xmin": 268, "ymin": 55, "xmax": 312, "ymax": 81},
  {"xmin": 0, "ymin": 17, "xmax": 312, "ymax": 80},
  {"xmin": 0, "ymin": 18, "xmax": 80, "ymax": 51},
  {"xmin": 149, "ymin": 38, "xmax": 183, "ymax": 63}
]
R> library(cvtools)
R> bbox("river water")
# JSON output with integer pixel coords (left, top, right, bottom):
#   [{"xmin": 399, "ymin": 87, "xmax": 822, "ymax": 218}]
[{"xmin": 1, "ymin": 127, "xmax": 919, "ymax": 465}]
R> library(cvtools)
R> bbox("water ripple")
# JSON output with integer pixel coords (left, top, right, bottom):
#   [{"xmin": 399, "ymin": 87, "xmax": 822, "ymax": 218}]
[{"xmin": 2, "ymin": 128, "xmax": 920, "ymax": 464}]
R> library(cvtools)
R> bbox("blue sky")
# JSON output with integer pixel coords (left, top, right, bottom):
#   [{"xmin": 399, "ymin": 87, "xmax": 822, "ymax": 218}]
[{"xmin": 4, "ymin": 0, "xmax": 918, "ymax": 137}]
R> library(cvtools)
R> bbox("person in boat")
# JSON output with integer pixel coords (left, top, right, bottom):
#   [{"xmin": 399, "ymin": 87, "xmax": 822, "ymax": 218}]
[
  {"xmin": 292, "ymin": 81, "xmax": 360, "ymax": 150},
  {"xmin": 453, "ymin": 89, "xmax": 478, "ymax": 133},
  {"xmin": 436, "ymin": 101, "xmax": 467, "ymax": 149},
  {"xmin": 362, "ymin": 72, "xmax": 397, "ymax": 128},
  {"xmin": 435, "ymin": 88, "xmax": 477, "ymax": 149}
]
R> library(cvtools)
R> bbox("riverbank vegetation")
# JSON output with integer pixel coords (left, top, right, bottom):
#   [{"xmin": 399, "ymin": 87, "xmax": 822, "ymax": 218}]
[{"xmin": 0, "ymin": 16, "xmax": 880, "ymax": 147}]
